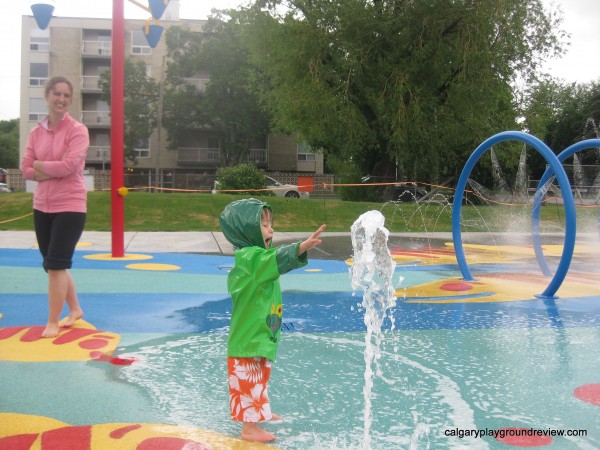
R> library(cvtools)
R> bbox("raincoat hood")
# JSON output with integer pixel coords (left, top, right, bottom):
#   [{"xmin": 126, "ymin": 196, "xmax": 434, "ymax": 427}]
[{"xmin": 220, "ymin": 198, "xmax": 272, "ymax": 249}]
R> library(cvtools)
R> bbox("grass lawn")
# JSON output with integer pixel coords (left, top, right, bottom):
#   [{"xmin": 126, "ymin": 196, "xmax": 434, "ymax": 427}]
[{"xmin": 1, "ymin": 191, "xmax": 596, "ymax": 233}]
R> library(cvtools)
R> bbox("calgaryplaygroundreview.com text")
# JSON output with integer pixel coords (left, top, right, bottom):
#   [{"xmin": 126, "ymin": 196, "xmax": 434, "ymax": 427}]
[{"xmin": 444, "ymin": 427, "xmax": 588, "ymax": 439}]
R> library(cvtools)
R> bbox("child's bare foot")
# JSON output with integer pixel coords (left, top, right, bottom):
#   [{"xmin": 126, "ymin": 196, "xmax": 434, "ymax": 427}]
[
  {"xmin": 270, "ymin": 413, "xmax": 282, "ymax": 421},
  {"xmin": 241, "ymin": 423, "xmax": 276, "ymax": 442},
  {"xmin": 61, "ymin": 309, "xmax": 84, "ymax": 327},
  {"xmin": 41, "ymin": 323, "xmax": 60, "ymax": 338}
]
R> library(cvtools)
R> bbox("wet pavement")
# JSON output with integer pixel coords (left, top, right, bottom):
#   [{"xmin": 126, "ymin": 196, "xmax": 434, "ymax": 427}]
[{"xmin": 1, "ymin": 230, "xmax": 600, "ymax": 449}]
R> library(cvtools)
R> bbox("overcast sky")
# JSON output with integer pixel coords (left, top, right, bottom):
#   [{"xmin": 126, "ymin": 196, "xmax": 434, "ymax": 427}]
[{"xmin": 0, "ymin": 0, "xmax": 598, "ymax": 121}]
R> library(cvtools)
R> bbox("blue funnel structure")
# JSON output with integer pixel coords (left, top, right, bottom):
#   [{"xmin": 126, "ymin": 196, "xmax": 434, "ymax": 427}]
[
  {"xmin": 532, "ymin": 138, "xmax": 600, "ymax": 277},
  {"xmin": 148, "ymin": 0, "xmax": 170, "ymax": 20},
  {"xmin": 31, "ymin": 2, "xmax": 54, "ymax": 30},
  {"xmin": 451, "ymin": 131, "xmax": 576, "ymax": 299},
  {"xmin": 142, "ymin": 23, "xmax": 164, "ymax": 48}
]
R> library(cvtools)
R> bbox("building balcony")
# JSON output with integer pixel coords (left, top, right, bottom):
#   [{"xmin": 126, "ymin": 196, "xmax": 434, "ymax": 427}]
[
  {"xmin": 87, "ymin": 146, "xmax": 111, "ymax": 163},
  {"xmin": 81, "ymin": 111, "xmax": 111, "ymax": 128},
  {"xmin": 82, "ymin": 41, "xmax": 111, "ymax": 58},
  {"xmin": 176, "ymin": 148, "xmax": 268, "ymax": 166},
  {"xmin": 248, "ymin": 149, "xmax": 267, "ymax": 165},
  {"xmin": 177, "ymin": 147, "xmax": 220, "ymax": 166},
  {"xmin": 82, "ymin": 76, "xmax": 102, "ymax": 93}
]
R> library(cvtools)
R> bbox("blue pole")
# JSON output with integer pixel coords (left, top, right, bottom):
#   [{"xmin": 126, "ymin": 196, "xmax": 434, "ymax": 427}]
[
  {"xmin": 452, "ymin": 131, "xmax": 576, "ymax": 299},
  {"xmin": 531, "ymin": 138, "xmax": 600, "ymax": 276}
]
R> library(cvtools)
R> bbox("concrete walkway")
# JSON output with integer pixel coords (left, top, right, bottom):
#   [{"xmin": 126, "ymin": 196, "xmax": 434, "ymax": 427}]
[
  {"xmin": 0, "ymin": 230, "xmax": 228, "ymax": 254},
  {"xmin": 3, "ymin": 230, "xmax": 597, "ymax": 255},
  {"xmin": 0, "ymin": 230, "xmax": 355, "ymax": 255}
]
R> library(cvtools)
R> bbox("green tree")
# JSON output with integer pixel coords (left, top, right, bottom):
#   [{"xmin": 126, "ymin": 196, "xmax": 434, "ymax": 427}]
[
  {"xmin": 160, "ymin": 26, "xmax": 205, "ymax": 152},
  {"xmin": 237, "ymin": 0, "xmax": 565, "ymax": 197},
  {"xmin": 162, "ymin": 21, "xmax": 270, "ymax": 165},
  {"xmin": 545, "ymin": 81, "xmax": 600, "ymax": 165},
  {"xmin": 520, "ymin": 79, "xmax": 600, "ymax": 179},
  {"xmin": 0, "ymin": 119, "xmax": 19, "ymax": 169},
  {"xmin": 519, "ymin": 77, "xmax": 571, "ymax": 139},
  {"xmin": 99, "ymin": 59, "xmax": 159, "ymax": 162}
]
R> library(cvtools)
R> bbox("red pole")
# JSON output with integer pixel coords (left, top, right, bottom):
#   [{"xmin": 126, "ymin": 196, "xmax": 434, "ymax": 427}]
[{"xmin": 111, "ymin": 0, "xmax": 125, "ymax": 257}]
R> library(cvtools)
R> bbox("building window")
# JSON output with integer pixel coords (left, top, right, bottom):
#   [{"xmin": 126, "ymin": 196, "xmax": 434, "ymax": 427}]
[
  {"xmin": 29, "ymin": 98, "xmax": 47, "ymax": 122},
  {"xmin": 131, "ymin": 31, "xmax": 151, "ymax": 55},
  {"xmin": 30, "ymin": 63, "xmax": 49, "ymax": 87},
  {"xmin": 135, "ymin": 139, "xmax": 150, "ymax": 159},
  {"xmin": 98, "ymin": 31, "xmax": 112, "ymax": 55},
  {"xmin": 297, "ymin": 142, "xmax": 316, "ymax": 161},
  {"xmin": 30, "ymin": 28, "xmax": 49, "ymax": 52},
  {"xmin": 183, "ymin": 77, "xmax": 210, "ymax": 92}
]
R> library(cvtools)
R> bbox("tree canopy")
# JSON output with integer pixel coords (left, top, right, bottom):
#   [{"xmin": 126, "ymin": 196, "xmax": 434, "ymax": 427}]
[
  {"xmin": 99, "ymin": 59, "xmax": 159, "ymax": 162},
  {"xmin": 0, "ymin": 119, "xmax": 19, "ymax": 169},
  {"xmin": 233, "ymin": 0, "xmax": 565, "ymax": 188},
  {"xmin": 162, "ymin": 21, "xmax": 270, "ymax": 165}
]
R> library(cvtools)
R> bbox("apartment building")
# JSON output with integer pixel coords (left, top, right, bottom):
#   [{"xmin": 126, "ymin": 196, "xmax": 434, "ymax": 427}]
[{"xmin": 20, "ymin": 1, "xmax": 324, "ymax": 190}]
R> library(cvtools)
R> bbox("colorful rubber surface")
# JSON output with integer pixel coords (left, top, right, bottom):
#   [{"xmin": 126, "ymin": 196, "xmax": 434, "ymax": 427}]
[{"xmin": 1, "ymin": 239, "xmax": 599, "ymax": 449}]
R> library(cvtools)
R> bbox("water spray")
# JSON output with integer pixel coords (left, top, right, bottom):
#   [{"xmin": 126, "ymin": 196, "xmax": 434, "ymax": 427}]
[{"xmin": 350, "ymin": 210, "xmax": 397, "ymax": 449}]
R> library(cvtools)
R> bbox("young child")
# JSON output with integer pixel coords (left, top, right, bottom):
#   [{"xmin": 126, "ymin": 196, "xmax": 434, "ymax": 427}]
[{"xmin": 219, "ymin": 198, "xmax": 326, "ymax": 442}]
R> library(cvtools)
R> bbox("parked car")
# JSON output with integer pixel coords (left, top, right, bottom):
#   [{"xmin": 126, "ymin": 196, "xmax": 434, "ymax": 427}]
[
  {"xmin": 265, "ymin": 176, "xmax": 309, "ymax": 199},
  {"xmin": 0, "ymin": 168, "xmax": 6, "ymax": 184},
  {"xmin": 0, "ymin": 183, "xmax": 15, "ymax": 193},
  {"xmin": 212, "ymin": 176, "xmax": 309, "ymax": 199}
]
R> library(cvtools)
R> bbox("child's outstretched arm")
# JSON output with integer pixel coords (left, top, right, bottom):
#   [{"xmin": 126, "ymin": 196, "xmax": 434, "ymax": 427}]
[{"xmin": 299, "ymin": 224, "xmax": 327, "ymax": 256}]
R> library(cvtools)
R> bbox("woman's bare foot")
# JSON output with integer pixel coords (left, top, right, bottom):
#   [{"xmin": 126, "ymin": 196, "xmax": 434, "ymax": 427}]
[
  {"xmin": 61, "ymin": 309, "xmax": 84, "ymax": 327},
  {"xmin": 41, "ymin": 322, "xmax": 60, "ymax": 338},
  {"xmin": 241, "ymin": 423, "xmax": 276, "ymax": 442},
  {"xmin": 270, "ymin": 413, "xmax": 282, "ymax": 421}
]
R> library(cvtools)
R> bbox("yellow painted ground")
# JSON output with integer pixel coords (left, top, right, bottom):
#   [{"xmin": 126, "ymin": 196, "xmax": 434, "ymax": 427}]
[
  {"xmin": 84, "ymin": 253, "xmax": 154, "ymax": 261},
  {"xmin": 0, "ymin": 413, "xmax": 276, "ymax": 450},
  {"xmin": 400, "ymin": 273, "xmax": 600, "ymax": 304},
  {"xmin": 0, "ymin": 320, "xmax": 120, "ymax": 362},
  {"xmin": 390, "ymin": 242, "xmax": 600, "ymax": 266},
  {"xmin": 125, "ymin": 263, "xmax": 181, "ymax": 271}
]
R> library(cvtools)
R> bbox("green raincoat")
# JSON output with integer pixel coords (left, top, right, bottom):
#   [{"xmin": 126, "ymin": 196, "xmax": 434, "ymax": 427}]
[{"xmin": 220, "ymin": 198, "xmax": 308, "ymax": 361}]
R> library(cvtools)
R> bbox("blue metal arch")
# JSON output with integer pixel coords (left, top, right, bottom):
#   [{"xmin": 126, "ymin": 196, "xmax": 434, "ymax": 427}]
[
  {"xmin": 532, "ymin": 139, "xmax": 600, "ymax": 276},
  {"xmin": 451, "ymin": 131, "xmax": 576, "ymax": 299}
]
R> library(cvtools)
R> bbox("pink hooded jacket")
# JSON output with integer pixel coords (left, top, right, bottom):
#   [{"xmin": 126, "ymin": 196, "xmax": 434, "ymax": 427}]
[{"xmin": 21, "ymin": 113, "xmax": 90, "ymax": 213}]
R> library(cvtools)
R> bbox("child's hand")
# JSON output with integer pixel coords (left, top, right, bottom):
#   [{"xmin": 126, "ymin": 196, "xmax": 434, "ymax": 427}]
[{"xmin": 299, "ymin": 224, "xmax": 326, "ymax": 255}]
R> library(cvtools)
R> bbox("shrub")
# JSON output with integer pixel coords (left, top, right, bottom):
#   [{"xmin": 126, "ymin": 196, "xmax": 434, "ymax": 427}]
[{"xmin": 216, "ymin": 163, "xmax": 268, "ymax": 195}]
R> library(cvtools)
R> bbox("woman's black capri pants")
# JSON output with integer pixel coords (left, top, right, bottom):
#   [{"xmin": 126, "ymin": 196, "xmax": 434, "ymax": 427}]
[{"xmin": 33, "ymin": 210, "xmax": 86, "ymax": 272}]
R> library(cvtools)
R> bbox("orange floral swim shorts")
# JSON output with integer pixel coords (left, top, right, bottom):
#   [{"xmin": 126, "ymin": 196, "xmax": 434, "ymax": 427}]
[{"xmin": 228, "ymin": 356, "xmax": 273, "ymax": 422}]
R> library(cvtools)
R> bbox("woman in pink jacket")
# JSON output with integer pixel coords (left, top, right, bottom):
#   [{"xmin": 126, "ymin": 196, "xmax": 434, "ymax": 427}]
[{"xmin": 21, "ymin": 76, "xmax": 90, "ymax": 338}]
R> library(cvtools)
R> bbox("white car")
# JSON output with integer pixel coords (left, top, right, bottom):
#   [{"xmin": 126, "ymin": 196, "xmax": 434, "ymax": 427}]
[
  {"xmin": 0, "ymin": 183, "xmax": 14, "ymax": 193},
  {"xmin": 265, "ymin": 176, "xmax": 309, "ymax": 199},
  {"xmin": 212, "ymin": 176, "xmax": 309, "ymax": 199}
]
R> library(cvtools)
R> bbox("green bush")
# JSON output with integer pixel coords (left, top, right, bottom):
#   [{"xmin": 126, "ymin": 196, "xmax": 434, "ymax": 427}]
[{"xmin": 216, "ymin": 163, "xmax": 268, "ymax": 195}]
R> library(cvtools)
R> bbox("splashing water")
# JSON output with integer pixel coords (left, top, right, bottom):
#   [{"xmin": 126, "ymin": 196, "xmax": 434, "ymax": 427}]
[
  {"xmin": 514, "ymin": 145, "xmax": 528, "ymax": 199},
  {"xmin": 350, "ymin": 210, "xmax": 397, "ymax": 450},
  {"xmin": 490, "ymin": 147, "xmax": 510, "ymax": 193},
  {"xmin": 573, "ymin": 153, "xmax": 587, "ymax": 189}
]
